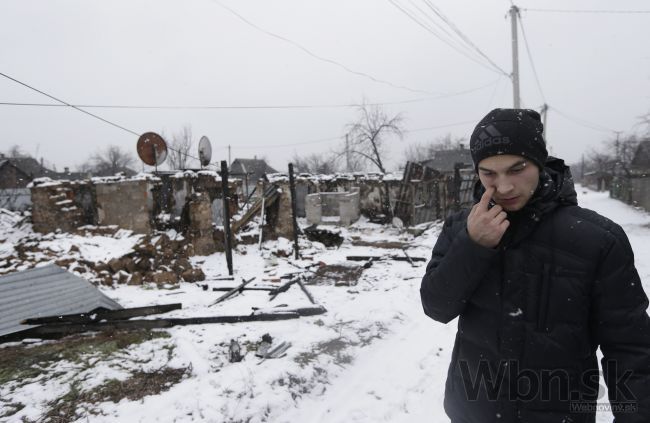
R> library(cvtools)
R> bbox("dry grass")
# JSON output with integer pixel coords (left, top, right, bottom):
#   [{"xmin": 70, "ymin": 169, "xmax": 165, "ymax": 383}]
[{"xmin": 41, "ymin": 366, "xmax": 189, "ymax": 422}]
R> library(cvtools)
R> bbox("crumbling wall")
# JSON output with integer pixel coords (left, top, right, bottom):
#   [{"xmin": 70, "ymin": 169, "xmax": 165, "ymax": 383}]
[
  {"xmin": 305, "ymin": 188, "xmax": 360, "ymax": 226},
  {"xmin": 186, "ymin": 193, "xmax": 217, "ymax": 255},
  {"xmin": 95, "ymin": 179, "xmax": 156, "ymax": 234},
  {"xmin": 31, "ymin": 182, "xmax": 86, "ymax": 233}
]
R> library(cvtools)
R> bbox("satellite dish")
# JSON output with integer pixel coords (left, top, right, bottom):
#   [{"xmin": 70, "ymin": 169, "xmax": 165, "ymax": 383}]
[
  {"xmin": 392, "ymin": 216, "xmax": 404, "ymax": 231},
  {"xmin": 198, "ymin": 136, "xmax": 212, "ymax": 167},
  {"xmin": 137, "ymin": 132, "xmax": 168, "ymax": 166}
]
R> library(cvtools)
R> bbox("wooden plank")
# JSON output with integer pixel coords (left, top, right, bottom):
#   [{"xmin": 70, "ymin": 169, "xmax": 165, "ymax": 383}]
[
  {"xmin": 231, "ymin": 185, "xmax": 279, "ymax": 234},
  {"xmin": 221, "ymin": 160, "xmax": 234, "ymax": 275},
  {"xmin": 209, "ymin": 277, "xmax": 256, "ymax": 307},
  {"xmin": 21, "ymin": 304, "xmax": 182, "ymax": 325},
  {"xmin": 20, "ymin": 312, "xmax": 303, "ymax": 338},
  {"xmin": 212, "ymin": 287, "xmax": 275, "ymax": 292},
  {"xmin": 296, "ymin": 278, "xmax": 316, "ymax": 304}
]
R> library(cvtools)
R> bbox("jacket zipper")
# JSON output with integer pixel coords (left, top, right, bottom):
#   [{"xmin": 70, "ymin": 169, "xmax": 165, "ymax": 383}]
[{"xmin": 537, "ymin": 263, "xmax": 551, "ymax": 331}]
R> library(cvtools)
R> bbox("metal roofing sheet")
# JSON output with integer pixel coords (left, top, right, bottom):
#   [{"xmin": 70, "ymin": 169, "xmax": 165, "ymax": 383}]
[{"xmin": 0, "ymin": 264, "xmax": 122, "ymax": 337}]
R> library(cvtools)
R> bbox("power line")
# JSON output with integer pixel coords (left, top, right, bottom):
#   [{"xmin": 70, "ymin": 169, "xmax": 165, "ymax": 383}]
[
  {"xmin": 231, "ymin": 120, "xmax": 476, "ymax": 150},
  {"xmin": 0, "ymin": 71, "xmax": 140, "ymax": 137},
  {"xmin": 388, "ymin": 0, "xmax": 509, "ymax": 76},
  {"xmin": 210, "ymin": 0, "xmax": 438, "ymax": 96},
  {"xmin": 0, "ymin": 78, "xmax": 503, "ymax": 111},
  {"xmin": 0, "ymin": 71, "xmax": 210, "ymax": 165},
  {"xmin": 420, "ymin": 0, "xmax": 511, "ymax": 76},
  {"xmin": 521, "ymin": 8, "xmax": 650, "ymax": 14},
  {"xmin": 549, "ymin": 106, "xmax": 619, "ymax": 133},
  {"xmin": 517, "ymin": 10, "xmax": 546, "ymax": 103}
]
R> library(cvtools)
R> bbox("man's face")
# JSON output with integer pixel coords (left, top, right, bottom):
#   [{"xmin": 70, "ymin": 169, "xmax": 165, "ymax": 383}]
[{"xmin": 477, "ymin": 154, "xmax": 540, "ymax": 212}]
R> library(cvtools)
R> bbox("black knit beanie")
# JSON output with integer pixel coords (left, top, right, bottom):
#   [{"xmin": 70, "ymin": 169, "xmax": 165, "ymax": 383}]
[{"xmin": 469, "ymin": 108, "xmax": 547, "ymax": 171}]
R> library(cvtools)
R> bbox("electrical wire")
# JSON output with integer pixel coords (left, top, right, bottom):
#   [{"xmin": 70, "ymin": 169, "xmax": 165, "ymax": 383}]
[
  {"xmin": 517, "ymin": 10, "xmax": 546, "ymax": 103},
  {"xmin": 420, "ymin": 0, "xmax": 511, "ymax": 76},
  {"xmin": 550, "ymin": 106, "xmax": 619, "ymax": 133},
  {"xmin": 521, "ymin": 8, "xmax": 650, "ymax": 14},
  {"xmin": 0, "ymin": 78, "xmax": 503, "ymax": 111},
  {"xmin": 388, "ymin": 0, "xmax": 508, "ymax": 76},
  {"xmin": 210, "ymin": 0, "xmax": 438, "ymax": 96},
  {"xmin": 0, "ymin": 71, "xmax": 140, "ymax": 137},
  {"xmin": 0, "ymin": 71, "xmax": 211, "ymax": 164},
  {"xmin": 229, "ymin": 120, "xmax": 476, "ymax": 150}
]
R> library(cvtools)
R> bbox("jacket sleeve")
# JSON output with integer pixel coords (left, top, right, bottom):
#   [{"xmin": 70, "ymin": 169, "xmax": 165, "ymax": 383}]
[
  {"xmin": 420, "ymin": 213, "xmax": 499, "ymax": 324},
  {"xmin": 591, "ymin": 225, "xmax": 650, "ymax": 423}
]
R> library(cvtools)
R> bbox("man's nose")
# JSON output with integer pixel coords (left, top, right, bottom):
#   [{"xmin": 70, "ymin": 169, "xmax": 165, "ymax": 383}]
[{"xmin": 495, "ymin": 179, "xmax": 514, "ymax": 194}]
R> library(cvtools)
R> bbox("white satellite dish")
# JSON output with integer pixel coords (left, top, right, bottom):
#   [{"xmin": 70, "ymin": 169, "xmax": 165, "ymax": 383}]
[{"xmin": 198, "ymin": 136, "xmax": 212, "ymax": 167}]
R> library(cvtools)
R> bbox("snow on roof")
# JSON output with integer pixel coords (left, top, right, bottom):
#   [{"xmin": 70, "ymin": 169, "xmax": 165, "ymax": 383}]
[{"xmin": 266, "ymin": 172, "xmax": 403, "ymax": 183}]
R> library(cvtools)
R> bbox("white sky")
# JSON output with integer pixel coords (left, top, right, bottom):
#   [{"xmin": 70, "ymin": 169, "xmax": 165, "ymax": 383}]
[{"xmin": 1, "ymin": 0, "xmax": 649, "ymax": 173}]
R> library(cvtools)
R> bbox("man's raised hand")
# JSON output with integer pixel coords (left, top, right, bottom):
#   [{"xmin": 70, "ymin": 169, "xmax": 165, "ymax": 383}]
[{"xmin": 467, "ymin": 186, "xmax": 509, "ymax": 248}]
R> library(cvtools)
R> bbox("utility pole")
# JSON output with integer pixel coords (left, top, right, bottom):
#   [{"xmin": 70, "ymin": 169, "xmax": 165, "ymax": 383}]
[
  {"xmin": 540, "ymin": 103, "xmax": 550, "ymax": 154},
  {"xmin": 345, "ymin": 134, "xmax": 351, "ymax": 172},
  {"xmin": 228, "ymin": 145, "xmax": 231, "ymax": 165},
  {"xmin": 509, "ymin": 5, "xmax": 521, "ymax": 108}
]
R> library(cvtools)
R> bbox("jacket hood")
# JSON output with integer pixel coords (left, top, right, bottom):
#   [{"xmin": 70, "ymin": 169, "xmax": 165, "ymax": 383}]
[{"xmin": 472, "ymin": 156, "xmax": 577, "ymax": 218}]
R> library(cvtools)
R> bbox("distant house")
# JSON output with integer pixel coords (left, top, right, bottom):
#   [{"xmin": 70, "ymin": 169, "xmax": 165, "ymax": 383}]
[
  {"xmin": 420, "ymin": 145, "xmax": 473, "ymax": 174},
  {"xmin": 631, "ymin": 140, "xmax": 650, "ymax": 170},
  {"xmin": 230, "ymin": 158, "xmax": 278, "ymax": 196},
  {"xmin": 0, "ymin": 160, "xmax": 32, "ymax": 189}
]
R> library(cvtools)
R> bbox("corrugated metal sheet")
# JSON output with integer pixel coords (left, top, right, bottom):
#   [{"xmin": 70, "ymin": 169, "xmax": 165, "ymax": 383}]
[{"xmin": 0, "ymin": 264, "xmax": 122, "ymax": 337}]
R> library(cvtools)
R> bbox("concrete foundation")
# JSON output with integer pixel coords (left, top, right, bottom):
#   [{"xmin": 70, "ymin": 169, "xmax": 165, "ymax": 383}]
[{"xmin": 306, "ymin": 188, "xmax": 360, "ymax": 226}]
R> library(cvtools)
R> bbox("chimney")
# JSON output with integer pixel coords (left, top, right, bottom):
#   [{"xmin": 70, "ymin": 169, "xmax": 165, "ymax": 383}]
[
  {"xmin": 0, "ymin": 153, "xmax": 4, "ymax": 159},
  {"xmin": 64, "ymin": 167, "xmax": 69, "ymax": 173},
  {"xmin": 459, "ymin": 143, "xmax": 465, "ymax": 150}
]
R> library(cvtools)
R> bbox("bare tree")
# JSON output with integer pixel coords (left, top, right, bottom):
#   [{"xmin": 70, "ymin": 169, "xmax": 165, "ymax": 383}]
[
  {"xmin": 89, "ymin": 145, "xmax": 135, "ymax": 175},
  {"xmin": 403, "ymin": 133, "xmax": 467, "ymax": 163},
  {"xmin": 8, "ymin": 144, "xmax": 25, "ymax": 158},
  {"xmin": 167, "ymin": 125, "xmax": 194, "ymax": 170},
  {"xmin": 345, "ymin": 104, "xmax": 404, "ymax": 173},
  {"xmin": 292, "ymin": 152, "xmax": 340, "ymax": 174}
]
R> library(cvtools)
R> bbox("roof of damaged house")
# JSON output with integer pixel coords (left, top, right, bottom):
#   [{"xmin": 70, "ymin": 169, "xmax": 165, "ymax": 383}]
[
  {"xmin": 421, "ymin": 148, "xmax": 473, "ymax": 173},
  {"xmin": 0, "ymin": 265, "xmax": 122, "ymax": 338},
  {"xmin": 1, "ymin": 156, "xmax": 58, "ymax": 179},
  {"xmin": 230, "ymin": 158, "xmax": 278, "ymax": 181}
]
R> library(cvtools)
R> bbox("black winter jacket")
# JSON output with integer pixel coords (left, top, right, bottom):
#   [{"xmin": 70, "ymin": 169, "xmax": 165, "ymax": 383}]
[{"xmin": 420, "ymin": 158, "xmax": 650, "ymax": 423}]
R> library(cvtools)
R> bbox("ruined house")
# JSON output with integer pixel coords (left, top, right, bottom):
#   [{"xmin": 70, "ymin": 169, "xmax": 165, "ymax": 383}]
[
  {"xmin": 610, "ymin": 139, "xmax": 650, "ymax": 212},
  {"xmin": 230, "ymin": 158, "xmax": 278, "ymax": 199}
]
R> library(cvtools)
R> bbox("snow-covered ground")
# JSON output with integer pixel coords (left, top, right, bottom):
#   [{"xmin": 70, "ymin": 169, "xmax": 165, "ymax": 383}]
[{"xmin": 1, "ymin": 184, "xmax": 649, "ymax": 423}]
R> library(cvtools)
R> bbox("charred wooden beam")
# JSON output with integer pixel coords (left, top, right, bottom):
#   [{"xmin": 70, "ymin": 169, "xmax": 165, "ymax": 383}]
[
  {"xmin": 209, "ymin": 277, "xmax": 256, "ymax": 306},
  {"xmin": 21, "ymin": 304, "xmax": 182, "ymax": 325},
  {"xmin": 20, "ymin": 312, "xmax": 303, "ymax": 338}
]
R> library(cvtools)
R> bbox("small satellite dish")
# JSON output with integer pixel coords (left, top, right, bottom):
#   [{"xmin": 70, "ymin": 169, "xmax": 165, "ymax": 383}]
[
  {"xmin": 198, "ymin": 136, "xmax": 212, "ymax": 167},
  {"xmin": 392, "ymin": 216, "xmax": 404, "ymax": 231},
  {"xmin": 137, "ymin": 132, "xmax": 168, "ymax": 166}
]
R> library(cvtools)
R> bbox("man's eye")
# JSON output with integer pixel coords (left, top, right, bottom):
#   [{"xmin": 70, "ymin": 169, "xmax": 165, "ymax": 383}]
[
  {"xmin": 481, "ymin": 172, "xmax": 494, "ymax": 177},
  {"xmin": 510, "ymin": 167, "xmax": 524, "ymax": 173}
]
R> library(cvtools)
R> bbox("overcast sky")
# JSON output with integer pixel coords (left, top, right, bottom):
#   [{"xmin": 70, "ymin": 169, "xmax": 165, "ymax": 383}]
[{"xmin": 1, "ymin": 0, "xmax": 649, "ymax": 173}]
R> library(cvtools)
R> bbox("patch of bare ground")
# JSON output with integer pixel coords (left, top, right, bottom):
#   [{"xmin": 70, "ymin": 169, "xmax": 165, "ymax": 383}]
[
  {"xmin": 40, "ymin": 366, "xmax": 189, "ymax": 423},
  {"xmin": 0, "ymin": 329, "xmax": 170, "ymax": 388}
]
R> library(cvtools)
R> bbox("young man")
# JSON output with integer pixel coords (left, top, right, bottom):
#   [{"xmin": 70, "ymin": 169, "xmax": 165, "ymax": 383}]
[{"xmin": 420, "ymin": 108, "xmax": 650, "ymax": 423}]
